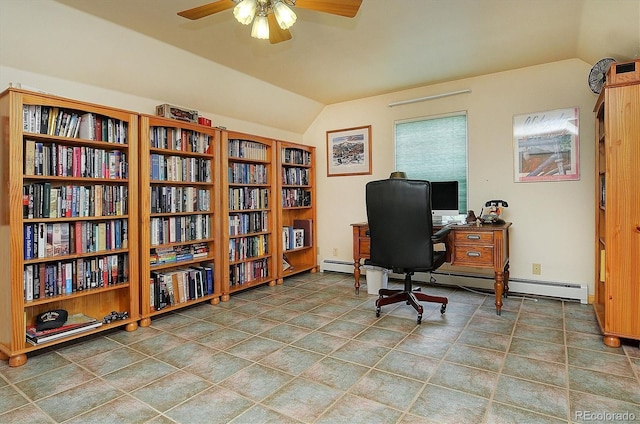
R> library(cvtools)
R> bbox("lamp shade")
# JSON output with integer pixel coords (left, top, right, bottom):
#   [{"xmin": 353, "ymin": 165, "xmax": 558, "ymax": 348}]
[
  {"xmin": 272, "ymin": 0, "xmax": 297, "ymax": 29},
  {"xmin": 233, "ymin": 0, "xmax": 257, "ymax": 25},
  {"xmin": 389, "ymin": 171, "xmax": 407, "ymax": 179},
  {"xmin": 251, "ymin": 14, "xmax": 270, "ymax": 39}
]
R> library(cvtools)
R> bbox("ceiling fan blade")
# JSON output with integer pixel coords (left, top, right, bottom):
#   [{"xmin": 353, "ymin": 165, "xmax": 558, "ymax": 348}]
[
  {"xmin": 268, "ymin": 13, "xmax": 292, "ymax": 44},
  {"xmin": 177, "ymin": 0, "xmax": 235, "ymax": 20},
  {"xmin": 294, "ymin": 0, "xmax": 362, "ymax": 18}
]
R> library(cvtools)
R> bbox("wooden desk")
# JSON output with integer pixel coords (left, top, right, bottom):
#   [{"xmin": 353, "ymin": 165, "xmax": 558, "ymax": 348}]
[{"xmin": 351, "ymin": 222, "xmax": 511, "ymax": 315}]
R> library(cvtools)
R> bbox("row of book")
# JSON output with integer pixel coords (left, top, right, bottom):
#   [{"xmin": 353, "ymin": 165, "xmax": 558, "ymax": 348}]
[
  {"xmin": 23, "ymin": 106, "xmax": 128, "ymax": 144},
  {"xmin": 149, "ymin": 127, "xmax": 212, "ymax": 154},
  {"xmin": 228, "ymin": 211, "xmax": 268, "ymax": 236},
  {"xmin": 284, "ymin": 219, "xmax": 312, "ymax": 251},
  {"xmin": 283, "ymin": 227, "xmax": 305, "ymax": 251},
  {"xmin": 24, "ymin": 140, "xmax": 128, "ymax": 179},
  {"xmin": 23, "ymin": 183, "xmax": 128, "ymax": 219},
  {"xmin": 150, "ymin": 215, "xmax": 210, "ymax": 246},
  {"xmin": 26, "ymin": 313, "xmax": 102, "ymax": 345},
  {"xmin": 228, "ymin": 187, "xmax": 269, "ymax": 211},
  {"xmin": 281, "ymin": 167, "xmax": 310, "ymax": 186},
  {"xmin": 228, "ymin": 139, "xmax": 269, "ymax": 161},
  {"xmin": 149, "ymin": 154, "xmax": 212, "ymax": 182},
  {"xmin": 150, "ymin": 264, "xmax": 214, "ymax": 310},
  {"xmin": 150, "ymin": 243, "xmax": 209, "ymax": 266},
  {"xmin": 229, "ymin": 258, "xmax": 269, "ymax": 286},
  {"xmin": 227, "ymin": 163, "xmax": 269, "ymax": 184},
  {"xmin": 229, "ymin": 234, "xmax": 269, "ymax": 262},
  {"xmin": 23, "ymin": 254, "xmax": 129, "ymax": 301},
  {"xmin": 282, "ymin": 188, "xmax": 312, "ymax": 208},
  {"xmin": 281, "ymin": 148, "xmax": 311, "ymax": 166},
  {"xmin": 24, "ymin": 220, "xmax": 128, "ymax": 260},
  {"xmin": 78, "ymin": 112, "xmax": 127, "ymax": 143},
  {"xmin": 150, "ymin": 186, "xmax": 210, "ymax": 214}
]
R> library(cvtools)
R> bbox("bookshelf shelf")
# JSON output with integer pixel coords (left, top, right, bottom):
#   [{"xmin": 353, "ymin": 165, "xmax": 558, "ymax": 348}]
[
  {"xmin": 24, "ymin": 283, "xmax": 131, "ymax": 307},
  {"xmin": 221, "ymin": 131, "xmax": 277, "ymax": 300},
  {"xmin": 592, "ymin": 59, "xmax": 640, "ymax": 348},
  {"xmin": 0, "ymin": 88, "xmax": 140, "ymax": 367},
  {"xmin": 277, "ymin": 141, "xmax": 318, "ymax": 283},
  {"xmin": 138, "ymin": 115, "xmax": 223, "ymax": 326}
]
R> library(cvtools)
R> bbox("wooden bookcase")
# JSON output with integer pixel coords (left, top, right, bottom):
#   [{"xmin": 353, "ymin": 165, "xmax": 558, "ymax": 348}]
[
  {"xmin": 0, "ymin": 88, "xmax": 140, "ymax": 367},
  {"xmin": 138, "ymin": 115, "xmax": 222, "ymax": 326},
  {"xmin": 221, "ymin": 131, "xmax": 277, "ymax": 300},
  {"xmin": 277, "ymin": 141, "xmax": 318, "ymax": 282},
  {"xmin": 593, "ymin": 59, "xmax": 640, "ymax": 347}
]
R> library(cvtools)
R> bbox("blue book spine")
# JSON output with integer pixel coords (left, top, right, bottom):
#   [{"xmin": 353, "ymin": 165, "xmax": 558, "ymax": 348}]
[
  {"xmin": 24, "ymin": 224, "xmax": 33, "ymax": 260},
  {"xmin": 206, "ymin": 267, "xmax": 213, "ymax": 295}
]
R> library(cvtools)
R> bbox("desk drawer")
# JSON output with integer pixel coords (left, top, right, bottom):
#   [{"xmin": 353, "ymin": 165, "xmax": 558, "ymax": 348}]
[
  {"xmin": 453, "ymin": 245, "xmax": 494, "ymax": 267},
  {"xmin": 454, "ymin": 230, "xmax": 494, "ymax": 244},
  {"xmin": 360, "ymin": 239, "xmax": 370, "ymax": 257}
]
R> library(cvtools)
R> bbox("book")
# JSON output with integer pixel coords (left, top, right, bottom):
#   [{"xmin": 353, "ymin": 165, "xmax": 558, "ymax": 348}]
[
  {"xmin": 26, "ymin": 313, "xmax": 101, "ymax": 344},
  {"xmin": 24, "ymin": 139, "xmax": 35, "ymax": 175},
  {"xmin": 282, "ymin": 254, "xmax": 292, "ymax": 271},
  {"xmin": 293, "ymin": 219, "xmax": 313, "ymax": 247},
  {"xmin": 293, "ymin": 228, "xmax": 304, "ymax": 249}
]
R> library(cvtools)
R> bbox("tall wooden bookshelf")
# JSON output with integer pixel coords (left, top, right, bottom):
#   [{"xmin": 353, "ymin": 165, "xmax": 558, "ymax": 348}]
[
  {"xmin": 277, "ymin": 141, "xmax": 317, "ymax": 282},
  {"xmin": 593, "ymin": 59, "xmax": 640, "ymax": 347},
  {"xmin": 221, "ymin": 131, "xmax": 276, "ymax": 300},
  {"xmin": 138, "ymin": 115, "xmax": 222, "ymax": 326},
  {"xmin": 0, "ymin": 88, "xmax": 140, "ymax": 367}
]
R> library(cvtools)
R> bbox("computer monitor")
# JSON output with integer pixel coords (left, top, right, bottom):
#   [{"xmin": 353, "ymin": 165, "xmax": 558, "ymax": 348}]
[{"xmin": 430, "ymin": 180, "xmax": 459, "ymax": 223}]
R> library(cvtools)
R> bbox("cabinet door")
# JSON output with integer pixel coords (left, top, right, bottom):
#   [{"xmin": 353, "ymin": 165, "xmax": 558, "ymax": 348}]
[{"xmin": 603, "ymin": 84, "xmax": 640, "ymax": 337}]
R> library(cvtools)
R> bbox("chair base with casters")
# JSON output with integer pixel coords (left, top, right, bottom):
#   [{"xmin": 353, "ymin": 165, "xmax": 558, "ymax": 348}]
[{"xmin": 375, "ymin": 272, "xmax": 448, "ymax": 324}]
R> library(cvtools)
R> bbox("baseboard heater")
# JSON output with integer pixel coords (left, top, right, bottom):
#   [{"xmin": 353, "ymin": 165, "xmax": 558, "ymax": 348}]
[{"xmin": 321, "ymin": 259, "xmax": 588, "ymax": 304}]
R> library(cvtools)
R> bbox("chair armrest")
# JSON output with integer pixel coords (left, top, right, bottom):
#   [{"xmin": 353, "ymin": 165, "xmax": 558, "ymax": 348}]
[{"xmin": 431, "ymin": 226, "xmax": 451, "ymax": 244}]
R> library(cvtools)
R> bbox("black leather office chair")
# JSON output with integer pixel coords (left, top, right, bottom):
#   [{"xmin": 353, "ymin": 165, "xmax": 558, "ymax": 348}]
[{"xmin": 365, "ymin": 178, "xmax": 449, "ymax": 324}]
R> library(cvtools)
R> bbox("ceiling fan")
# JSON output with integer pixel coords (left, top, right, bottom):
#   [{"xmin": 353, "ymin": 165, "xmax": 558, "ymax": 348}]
[{"xmin": 177, "ymin": 0, "xmax": 362, "ymax": 44}]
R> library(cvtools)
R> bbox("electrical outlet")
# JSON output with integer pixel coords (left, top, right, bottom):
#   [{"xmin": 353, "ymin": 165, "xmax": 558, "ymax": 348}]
[
  {"xmin": 332, "ymin": 248, "xmax": 338, "ymax": 257},
  {"xmin": 532, "ymin": 263, "xmax": 541, "ymax": 275}
]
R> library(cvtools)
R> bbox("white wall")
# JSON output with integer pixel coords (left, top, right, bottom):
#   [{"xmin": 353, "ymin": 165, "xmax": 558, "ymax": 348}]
[
  {"xmin": 0, "ymin": 0, "xmax": 322, "ymax": 135},
  {"xmin": 306, "ymin": 59, "xmax": 598, "ymax": 296},
  {"xmin": 0, "ymin": 66, "xmax": 301, "ymax": 143},
  {"xmin": 0, "ymin": 0, "xmax": 601, "ymax": 297}
]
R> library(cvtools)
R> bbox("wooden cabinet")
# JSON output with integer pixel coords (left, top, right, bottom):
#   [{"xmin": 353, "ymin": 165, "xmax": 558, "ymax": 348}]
[
  {"xmin": 220, "ymin": 131, "xmax": 277, "ymax": 300},
  {"xmin": 0, "ymin": 88, "xmax": 140, "ymax": 366},
  {"xmin": 137, "ymin": 115, "xmax": 222, "ymax": 326},
  {"xmin": 593, "ymin": 59, "xmax": 640, "ymax": 347},
  {"xmin": 277, "ymin": 141, "xmax": 318, "ymax": 282}
]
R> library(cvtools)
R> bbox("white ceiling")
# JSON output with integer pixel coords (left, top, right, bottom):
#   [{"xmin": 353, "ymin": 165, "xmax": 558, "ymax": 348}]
[{"xmin": 53, "ymin": 0, "xmax": 640, "ymax": 106}]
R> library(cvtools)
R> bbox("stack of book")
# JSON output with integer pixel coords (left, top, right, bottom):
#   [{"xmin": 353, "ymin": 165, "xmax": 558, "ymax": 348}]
[{"xmin": 25, "ymin": 313, "xmax": 102, "ymax": 345}]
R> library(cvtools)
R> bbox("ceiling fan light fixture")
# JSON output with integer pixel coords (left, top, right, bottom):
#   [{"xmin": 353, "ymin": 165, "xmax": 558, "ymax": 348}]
[
  {"xmin": 233, "ymin": 0, "xmax": 257, "ymax": 25},
  {"xmin": 251, "ymin": 13, "xmax": 270, "ymax": 39},
  {"xmin": 272, "ymin": 0, "xmax": 297, "ymax": 30}
]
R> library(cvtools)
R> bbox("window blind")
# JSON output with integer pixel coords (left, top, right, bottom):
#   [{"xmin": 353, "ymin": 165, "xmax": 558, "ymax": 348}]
[{"xmin": 395, "ymin": 112, "xmax": 468, "ymax": 212}]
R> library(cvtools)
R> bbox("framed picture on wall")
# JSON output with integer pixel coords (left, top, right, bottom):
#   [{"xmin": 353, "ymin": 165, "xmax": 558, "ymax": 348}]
[
  {"xmin": 513, "ymin": 107, "xmax": 580, "ymax": 182},
  {"xmin": 326, "ymin": 125, "xmax": 372, "ymax": 176}
]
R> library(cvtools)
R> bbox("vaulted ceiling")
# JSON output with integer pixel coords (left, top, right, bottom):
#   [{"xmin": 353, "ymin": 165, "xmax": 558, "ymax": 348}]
[
  {"xmin": 52, "ymin": 0, "xmax": 640, "ymax": 104},
  {"xmin": 2, "ymin": 1, "xmax": 638, "ymax": 133}
]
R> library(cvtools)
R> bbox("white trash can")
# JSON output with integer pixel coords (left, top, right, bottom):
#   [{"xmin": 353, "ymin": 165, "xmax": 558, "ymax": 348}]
[{"xmin": 364, "ymin": 265, "xmax": 390, "ymax": 295}]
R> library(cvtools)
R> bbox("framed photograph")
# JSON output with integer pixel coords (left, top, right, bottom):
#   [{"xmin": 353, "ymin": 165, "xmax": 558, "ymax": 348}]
[
  {"xmin": 326, "ymin": 125, "xmax": 372, "ymax": 176},
  {"xmin": 513, "ymin": 107, "xmax": 580, "ymax": 182}
]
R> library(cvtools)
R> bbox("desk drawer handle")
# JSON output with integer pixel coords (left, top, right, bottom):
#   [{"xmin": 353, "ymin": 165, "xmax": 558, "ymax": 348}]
[
  {"xmin": 467, "ymin": 251, "xmax": 481, "ymax": 257},
  {"xmin": 466, "ymin": 234, "xmax": 481, "ymax": 240}
]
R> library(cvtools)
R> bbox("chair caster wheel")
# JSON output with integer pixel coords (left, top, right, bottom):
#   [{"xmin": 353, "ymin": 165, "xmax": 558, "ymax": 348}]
[
  {"xmin": 417, "ymin": 315, "xmax": 422, "ymax": 324},
  {"xmin": 376, "ymin": 308, "xmax": 381, "ymax": 318},
  {"xmin": 440, "ymin": 304, "xmax": 447, "ymax": 314}
]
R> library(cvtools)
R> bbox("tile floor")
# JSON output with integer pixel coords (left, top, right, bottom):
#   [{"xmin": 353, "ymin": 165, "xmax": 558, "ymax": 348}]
[{"xmin": 1, "ymin": 271, "xmax": 639, "ymax": 424}]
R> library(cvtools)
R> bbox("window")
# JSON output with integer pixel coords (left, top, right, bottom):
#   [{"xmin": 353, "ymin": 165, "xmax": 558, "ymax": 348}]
[{"xmin": 395, "ymin": 112, "xmax": 468, "ymax": 212}]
